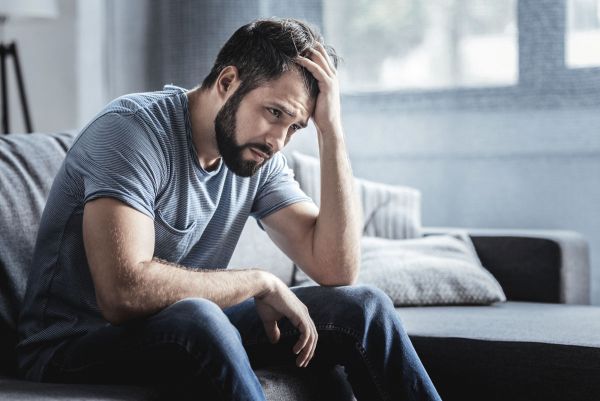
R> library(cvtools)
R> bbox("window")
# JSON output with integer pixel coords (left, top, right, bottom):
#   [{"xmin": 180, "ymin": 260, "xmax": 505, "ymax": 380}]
[
  {"xmin": 566, "ymin": 0, "xmax": 600, "ymax": 68},
  {"xmin": 323, "ymin": 0, "xmax": 518, "ymax": 92}
]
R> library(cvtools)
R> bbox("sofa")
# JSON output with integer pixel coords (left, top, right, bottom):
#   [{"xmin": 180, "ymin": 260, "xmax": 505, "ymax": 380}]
[{"xmin": 1, "ymin": 131, "xmax": 599, "ymax": 401}]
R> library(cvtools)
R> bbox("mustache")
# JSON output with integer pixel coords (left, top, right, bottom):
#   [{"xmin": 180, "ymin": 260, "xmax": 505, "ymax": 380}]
[{"xmin": 245, "ymin": 143, "xmax": 273, "ymax": 158}]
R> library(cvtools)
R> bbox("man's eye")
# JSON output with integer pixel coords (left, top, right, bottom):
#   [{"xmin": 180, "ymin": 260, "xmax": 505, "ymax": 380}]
[
  {"xmin": 291, "ymin": 124, "xmax": 301, "ymax": 132},
  {"xmin": 268, "ymin": 108, "xmax": 281, "ymax": 118}
]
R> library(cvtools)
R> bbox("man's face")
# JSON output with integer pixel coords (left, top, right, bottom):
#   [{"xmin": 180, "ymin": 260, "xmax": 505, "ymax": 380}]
[{"xmin": 215, "ymin": 70, "xmax": 314, "ymax": 177}]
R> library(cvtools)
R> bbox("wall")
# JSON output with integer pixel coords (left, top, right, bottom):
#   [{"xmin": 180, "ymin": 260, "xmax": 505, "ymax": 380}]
[{"xmin": 2, "ymin": 0, "xmax": 78, "ymax": 133}]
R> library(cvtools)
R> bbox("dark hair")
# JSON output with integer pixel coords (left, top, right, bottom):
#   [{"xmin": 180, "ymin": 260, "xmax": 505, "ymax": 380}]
[{"xmin": 201, "ymin": 18, "xmax": 339, "ymax": 99}]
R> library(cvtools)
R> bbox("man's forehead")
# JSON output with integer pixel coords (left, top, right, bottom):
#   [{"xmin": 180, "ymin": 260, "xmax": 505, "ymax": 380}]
[{"xmin": 257, "ymin": 71, "xmax": 314, "ymax": 119}]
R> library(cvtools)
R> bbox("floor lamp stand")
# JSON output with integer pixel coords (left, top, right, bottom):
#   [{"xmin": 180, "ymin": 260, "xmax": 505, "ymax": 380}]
[{"xmin": 0, "ymin": 41, "xmax": 33, "ymax": 134}]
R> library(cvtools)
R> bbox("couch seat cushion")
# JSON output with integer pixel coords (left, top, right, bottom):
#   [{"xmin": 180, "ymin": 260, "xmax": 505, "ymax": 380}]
[
  {"xmin": 398, "ymin": 301, "xmax": 600, "ymax": 401},
  {"xmin": 0, "ymin": 375, "xmax": 157, "ymax": 401},
  {"xmin": 0, "ymin": 366, "xmax": 354, "ymax": 401}
]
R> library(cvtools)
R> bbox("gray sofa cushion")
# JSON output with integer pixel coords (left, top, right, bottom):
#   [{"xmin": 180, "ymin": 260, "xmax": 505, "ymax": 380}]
[
  {"xmin": 289, "ymin": 151, "xmax": 422, "ymax": 238},
  {"xmin": 0, "ymin": 366, "xmax": 354, "ymax": 401},
  {"xmin": 0, "ymin": 375, "xmax": 158, "ymax": 401},
  {"xmin": 399, "ymin": 301, "xmax": 600, "ymax": 401},
  {"xmin": 289, "ymin": 151, "xmax": 424, "ymax": 287},
  {"xmin": 0, "ymin": 132, "xmax": 77, "ymax": 374},
  {"xmin": 359, "ymin": 234, "xmax": 506, "ymax": 305},
  {"xmin": 229, "ymin": 217, "xmax": 295, "ymax": 285}
]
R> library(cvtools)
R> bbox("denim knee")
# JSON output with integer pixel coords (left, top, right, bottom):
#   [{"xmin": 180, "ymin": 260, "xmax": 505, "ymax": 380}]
[
  {"xmin": 153, "ymin": 297, "xmax": 244, "ymax": 354},
  {"xmin": 317, "ymin": 285, "xmax": 399, "ymax": 337},
  {"xmin": 336, "ymin": 284, "xmax": 395, "ymax": 313}
]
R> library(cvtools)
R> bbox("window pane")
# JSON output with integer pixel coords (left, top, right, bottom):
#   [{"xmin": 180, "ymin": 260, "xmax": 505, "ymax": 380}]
[
  {"xmin": 566, "ymin": 0, "xmax": 600, "ymax": 68},
  {"xmin": 323, "ymin": 0, "xmax": 518, "ymax": 92}
]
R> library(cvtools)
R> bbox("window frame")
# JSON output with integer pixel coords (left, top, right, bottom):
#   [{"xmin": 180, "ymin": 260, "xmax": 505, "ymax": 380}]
[{"xmin": 338, "ymin": 0, "xmax": 600, "ymax": 112}]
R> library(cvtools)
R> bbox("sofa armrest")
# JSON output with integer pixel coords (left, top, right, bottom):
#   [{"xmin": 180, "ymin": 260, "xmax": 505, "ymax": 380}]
[{"xmin": 422, "ymin": 227, "xmax": 591, "ymax": 305}]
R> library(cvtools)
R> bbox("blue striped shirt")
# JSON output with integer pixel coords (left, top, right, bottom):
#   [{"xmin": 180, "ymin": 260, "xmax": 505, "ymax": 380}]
[{"xmin": 17, "ymin": 85, "xmax": 312, "ymax": 381}]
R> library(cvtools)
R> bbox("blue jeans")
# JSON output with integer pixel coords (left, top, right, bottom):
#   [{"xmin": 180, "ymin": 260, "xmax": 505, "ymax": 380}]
[{"xmin": 43, "ymin": 285, "xmax": 442, "ymax": 401}]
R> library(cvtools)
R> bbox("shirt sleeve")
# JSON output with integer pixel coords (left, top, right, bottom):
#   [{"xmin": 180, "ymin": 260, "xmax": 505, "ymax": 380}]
[
  {"xmin": 67, "ymin": 112, "xmax": 168, "ymax": 219},
  {"xmin": 250, "ymin": 153, "xmax": 315, "ymax": 223}
]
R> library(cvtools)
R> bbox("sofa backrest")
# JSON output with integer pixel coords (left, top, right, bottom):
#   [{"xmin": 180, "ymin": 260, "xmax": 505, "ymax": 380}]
[{"xmin": 229, "ymin": 218, "xmax": 295, "ymax": 283}]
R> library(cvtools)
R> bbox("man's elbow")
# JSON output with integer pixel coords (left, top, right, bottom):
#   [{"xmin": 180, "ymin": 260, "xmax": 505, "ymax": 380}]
[
  {"xmin": 314, "ymin": 258, "xmax": 360, "ymax": 287},
  {"xmin": 96, "ymin": 289, "xmax": 134, "ymax": 326},
  {"xmin": 100, "ymin": 309, "xmax": 127, "ymax": 326},
  {"xmin": 317, "ymin": 273, "xmax": 358, "ymax": 287}
]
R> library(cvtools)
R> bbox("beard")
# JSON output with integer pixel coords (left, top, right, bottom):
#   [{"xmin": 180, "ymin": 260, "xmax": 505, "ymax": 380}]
[{"xmin": 214, "ymin": 89, "xmax": 272, "ymax": 177}]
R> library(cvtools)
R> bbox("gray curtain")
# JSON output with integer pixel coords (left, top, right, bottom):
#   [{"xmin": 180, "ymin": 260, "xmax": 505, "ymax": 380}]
[{"xmin": 107, "ymin": 0, "xmax": 323, "ymax": 95}]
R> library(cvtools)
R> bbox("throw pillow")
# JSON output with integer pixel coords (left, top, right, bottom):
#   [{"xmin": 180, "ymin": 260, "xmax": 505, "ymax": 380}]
[
  {"xmin": 0, "ymin": 131, "xmax": 77, "ymax": 373},
  {"xmin": 288, "ymin": 151, "xmax": 422, "ymax": 239},
  {"xmin": 292, "ymin": 232, "xmax": 506, "ymax": 306},
  {"xmin": 359, "ymin": 233, "xmax": 506, "ymax": 306}
]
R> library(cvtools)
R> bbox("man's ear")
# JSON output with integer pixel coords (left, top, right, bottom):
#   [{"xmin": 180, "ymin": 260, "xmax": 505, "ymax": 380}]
[{"xmin": 216, "ymin": 66, "xmax": 241, "ymax": 99}]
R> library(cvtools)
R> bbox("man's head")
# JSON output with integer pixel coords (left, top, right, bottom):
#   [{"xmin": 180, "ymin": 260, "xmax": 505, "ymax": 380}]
[{"xmin": 202, "ymin": 18, "xmax": 338, "ymax": 177}]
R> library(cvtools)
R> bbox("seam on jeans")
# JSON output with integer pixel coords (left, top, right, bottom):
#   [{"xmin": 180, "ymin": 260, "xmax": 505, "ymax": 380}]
[
  {"xmin": 314, "ymin": 323, "xmax": 390, "ymax": 401},
  {"xmin": 248, "ymin": 323, "xmax": 390, "ymax": 401},
  {"xmin": 53, "ymin": 335, "xmax": 227, "ymax": 401}
]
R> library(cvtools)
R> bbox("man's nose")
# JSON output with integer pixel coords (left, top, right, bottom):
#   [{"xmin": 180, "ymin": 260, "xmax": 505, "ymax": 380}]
[{"xmin": 265, "ymin": 126, "xmax": 287, "ymax": 153}]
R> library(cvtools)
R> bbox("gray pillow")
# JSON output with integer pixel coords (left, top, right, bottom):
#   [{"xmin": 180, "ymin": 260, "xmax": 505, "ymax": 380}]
[
  {"xmin": 0, "ymin": 131, "xmax": 77, "ymax": 373},
  {"xmin": 288, "ymin": 151, "xmax": 424, "ymax": 287},
  {"xmin": 288, "ymin": 151, "xmax": 422, "ymax": 238},
  {"xmin": 359, "ymin": 233, "xmax": 506, "ymax": 306}
]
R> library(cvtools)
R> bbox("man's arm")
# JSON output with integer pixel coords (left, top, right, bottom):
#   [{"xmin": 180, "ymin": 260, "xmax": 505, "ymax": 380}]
[
  {"xmin": 84, "ymin": 198, "xmax": 268, "ymax": 322},
  {"xmin": 83, "ymin": 197, "xmax": 318, "ymax": 367},
  {"xmin": 261, "ymin": 43, "xmax": 362, "ymax": 286}
]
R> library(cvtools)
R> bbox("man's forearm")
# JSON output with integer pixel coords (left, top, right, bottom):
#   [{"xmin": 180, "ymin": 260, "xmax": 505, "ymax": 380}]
[
  {"xmin": 311, "ymin": 127, "xmax": 362, "ymax": 285},
  {"xmin": 107, "ymin": 258, "xmax": 272, "ymax": 324},
  {"xmin": 291, "ymin": 45, "xmax": 361, "ymax": 285}
]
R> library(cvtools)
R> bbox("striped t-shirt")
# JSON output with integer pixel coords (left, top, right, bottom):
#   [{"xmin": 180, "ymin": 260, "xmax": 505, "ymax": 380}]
[{"xmin": 17, "ymin": 85, "xmax": 312, "ymax": 381}]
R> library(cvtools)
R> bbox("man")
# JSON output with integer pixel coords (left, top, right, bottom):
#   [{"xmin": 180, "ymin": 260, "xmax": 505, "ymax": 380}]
[{"xmin": 17, "ymin": 18, "xmax": 441, "ymax": 401}]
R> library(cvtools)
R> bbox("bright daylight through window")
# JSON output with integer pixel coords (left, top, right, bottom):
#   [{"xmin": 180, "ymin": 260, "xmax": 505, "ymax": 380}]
[
  {"xmin": 323, "ymin": 0, "xmax": 517, "ymax": 92},
  {"xmin": 566, "ymin": 0, "xmax": 600, "ymax": 68}
]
